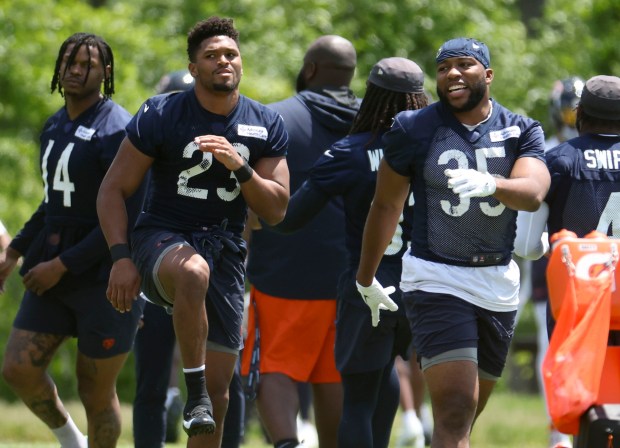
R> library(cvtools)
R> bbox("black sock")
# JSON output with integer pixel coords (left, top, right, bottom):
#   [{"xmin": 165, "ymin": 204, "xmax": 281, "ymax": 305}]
[
  {"xmin": 184, "ymin": 369, "xmax": 208, "ymax": 403},
  {"xmin": 274, "ymin": 438, "xmax": 299, "ymax": 448}
]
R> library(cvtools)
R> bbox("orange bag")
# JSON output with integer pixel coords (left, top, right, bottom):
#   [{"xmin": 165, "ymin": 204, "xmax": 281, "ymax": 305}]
[{"xmin": 543, "ymin": 231, "xmax": 616, "ymax": 435}]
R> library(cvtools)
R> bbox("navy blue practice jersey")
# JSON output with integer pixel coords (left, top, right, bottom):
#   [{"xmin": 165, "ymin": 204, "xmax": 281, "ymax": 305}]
[
  {"xmin": 545, "ymin": 133, "xmax": 620, "ymax": 237},
  {"xmin": 383, "ymin": 100, "xmax": 545, "ymax": 267},
  {"xmin": 306, "ymin": 131, "xmax": 413, "ymax": 267},
  {"xmin": 11, "ymin": 99, "xmax": 133, "ymax": 282},
  {"xmin": 127, "ymin": 90, "xmax": 288, "ymax": 235}
]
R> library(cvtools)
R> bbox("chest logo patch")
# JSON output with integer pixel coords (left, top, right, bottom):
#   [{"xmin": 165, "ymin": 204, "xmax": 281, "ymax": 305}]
[
  {"xmin": 75, "ymin": 125, "xmax": 96, "ymax": 141},
  {"xmin": 238, "ymin": 124, "xmax": 267, "ymax": 140},
  {"xmin": 490, "ymin": 126, "xmax": 520, "ymax": 142}
]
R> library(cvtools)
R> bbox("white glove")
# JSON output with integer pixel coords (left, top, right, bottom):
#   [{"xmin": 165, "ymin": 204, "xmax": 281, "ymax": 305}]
[
  {"xmin": 445, "ymin": 168, "xmax": 496, "ymax": 199},
  {"xmin": 356, "ymin": 278, "xmax": 398, "ymax": 327}
]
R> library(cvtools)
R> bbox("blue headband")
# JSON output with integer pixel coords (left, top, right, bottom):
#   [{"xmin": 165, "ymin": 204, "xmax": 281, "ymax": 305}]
[{"xmin": 436, "ymin": 38, "xmax": 490, "ymax": 69}]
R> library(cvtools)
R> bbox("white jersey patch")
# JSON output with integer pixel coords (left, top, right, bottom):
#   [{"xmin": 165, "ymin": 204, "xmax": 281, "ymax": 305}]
[
  {"xmin": 238, "ymin": 124, "xmax": 267, "ymax": 140},
  {"xmin": 75, "ymin": 125, "xmax": 96, "ymax": 141},
  {"xmin": 490, "ymin": 126, "xmax": 521, "ymax": 142}
]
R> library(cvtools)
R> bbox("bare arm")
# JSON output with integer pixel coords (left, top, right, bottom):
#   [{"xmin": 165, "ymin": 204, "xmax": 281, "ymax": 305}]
[
  {"xmin": 494, "ymin": 156, "xmax": 550, "ymax": 212},
  {"xmin": 97, "ymin": 137, "xmax": 153, "ymax": 247},
  {"xmin": 356, "ymin": 159, "xmax": 410, "ymax": 286},
  {"xmin": 241, "ymin": 156, "xmax": 289, "ymax": 225},
  {"xmin": 97, "ymin": 137, "xmax": 153, "ymax": 312}
]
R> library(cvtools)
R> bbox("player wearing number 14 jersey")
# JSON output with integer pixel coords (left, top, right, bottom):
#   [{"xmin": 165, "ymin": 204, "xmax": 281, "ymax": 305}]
[{"xmin": 0, "ymin": 32, "xmax": 146, "ymax": 448}]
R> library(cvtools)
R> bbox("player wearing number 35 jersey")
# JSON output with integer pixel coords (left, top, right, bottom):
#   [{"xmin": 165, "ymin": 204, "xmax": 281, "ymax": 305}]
[{"xmin": 357, "ymin": 38, "xmax": 549, "ymax": 447}]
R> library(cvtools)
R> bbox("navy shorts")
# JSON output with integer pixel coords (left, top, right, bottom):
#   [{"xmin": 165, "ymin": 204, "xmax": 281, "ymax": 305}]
[
  {"xmin": 131, "ymin": 225, "xmax": 246, "ymax": 352},
  {"xmin": 402, "ymin": 290, "xmax": 516, "ymax": 378},
  {"xmin": 335, "ymin": 267, "xmax": 412, "ymax": 375},
  {"xmin": 13, "ymin": 282, "xmax": 144, "ymax": 358}
]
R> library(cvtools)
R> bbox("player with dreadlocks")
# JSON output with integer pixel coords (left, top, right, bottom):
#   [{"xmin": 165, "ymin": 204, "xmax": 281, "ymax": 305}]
[
  {"xmin": 0, "ymin": 32, "xmax": 147, "ymax": 448},
  {"xmin": 262, "ymin": 57, "xmax": 428, "ymax": 448}
]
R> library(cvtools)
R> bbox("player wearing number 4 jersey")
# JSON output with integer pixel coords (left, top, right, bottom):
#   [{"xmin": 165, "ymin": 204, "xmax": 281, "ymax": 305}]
[
  {"xmin": 97, "ymin": 17, "xmax": 289, "ymax": 448},
  {"xmin": 0, "ymin": 33, "xmax": 147, "ymax": 448},
  {"xmin": 356, "ymin": 38, "xmax": 550, "ymax": 447}
]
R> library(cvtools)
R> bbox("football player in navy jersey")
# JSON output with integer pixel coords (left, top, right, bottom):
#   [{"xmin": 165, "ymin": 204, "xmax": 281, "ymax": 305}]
[
  {"xmin": 356, "ymin": 38, "xmax": 550, "ymax": 447},
  {"xmin": 96, "ymin": 17, "xmax": 289, "ymax": 448},
  {"xmin": 515, "ymin": 75, "xmax": 620, "ymax": 274},
  {"xmin": 266, "ymin": 57, "xmax": 429, "ymax": 448},
  {"xmin": 0, "ymin": 33, "xmax": 146, "ymax": 448}
]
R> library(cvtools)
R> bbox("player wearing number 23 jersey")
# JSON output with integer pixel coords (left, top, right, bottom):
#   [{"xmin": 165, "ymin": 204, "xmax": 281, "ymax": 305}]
[{"xmin": 129, "ymin": 91, "xmax": 287, "ymax": 235}]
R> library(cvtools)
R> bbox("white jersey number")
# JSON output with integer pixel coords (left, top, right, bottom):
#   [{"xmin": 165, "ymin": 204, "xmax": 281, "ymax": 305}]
[
  {"xmin": 438, "ymin": 147, "xmax": 505, "ymax": 217},
  {"xmin": 177, "ymin": 142, "xmax": 250, "ymax": 202},
  {"xmin": 597, "ymin": 192, "xmax": 620, "ymax": 237},
  {"xmin": 42, "ymin": 140, "xmax": 76, "ymax": 207}
]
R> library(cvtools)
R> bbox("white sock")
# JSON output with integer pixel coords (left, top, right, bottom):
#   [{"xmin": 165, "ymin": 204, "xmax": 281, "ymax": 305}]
[{"xmin": 51, "ymin": 414, "xmax": 88, "ymax": 448}]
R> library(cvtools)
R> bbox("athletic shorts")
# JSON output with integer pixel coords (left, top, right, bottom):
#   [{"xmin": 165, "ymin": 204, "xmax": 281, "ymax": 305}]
[
  {"xmin": 13, "ymin": 282, "xmax": 144, "ymax": 358},
  {"xmin": 131, "ymin": 225, "xmax": 246, "ymax": 352},
  {"xmin": 403, "ymin": 290, "xmax": 516, "ymax": 378},
  {"xmin": 335, "ymin": 268, "xmax": 411, "ymax": 375},
  {"xmin": 241, "ymin": 286, "xmax": 341, "ymax": 383}
]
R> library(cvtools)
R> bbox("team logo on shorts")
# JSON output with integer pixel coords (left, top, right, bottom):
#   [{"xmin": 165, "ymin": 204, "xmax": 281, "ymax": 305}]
[{"xmin": 102, "ymin": 338, "xmax": 116, "ymax": 350}]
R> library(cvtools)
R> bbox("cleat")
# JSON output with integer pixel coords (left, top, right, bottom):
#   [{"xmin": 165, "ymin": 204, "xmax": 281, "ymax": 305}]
[{"xmin": 183, "ymin": 401, "xmax": 216, "ymax": 437}]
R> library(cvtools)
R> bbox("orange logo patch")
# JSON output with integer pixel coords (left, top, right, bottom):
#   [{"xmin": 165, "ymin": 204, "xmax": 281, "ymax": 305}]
[{"xmin": 102, "ymin": 338, "xmax": 116, "ymax": 350}]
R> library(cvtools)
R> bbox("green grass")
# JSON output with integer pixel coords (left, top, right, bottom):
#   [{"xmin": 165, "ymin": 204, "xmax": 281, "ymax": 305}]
[{"xmin": 0, "ymin": 390, "xmax": 556, "ymax": 447}]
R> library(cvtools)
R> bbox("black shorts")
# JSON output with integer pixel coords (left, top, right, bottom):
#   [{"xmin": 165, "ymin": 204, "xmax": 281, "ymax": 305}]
[
  {"xmin": 335, "ymin": 267, "xmax": 412, "ymax": 375},
  {"xmin": 13, "ymin": 282, "xmax": 144, "ymax": 358},
  {"xmin": 403, "ymin": 290, "xmax": 516, "ymax": 378},
  {"xmin": 131, "ymin": 225, "xmax": 247, "ymax": 352}
]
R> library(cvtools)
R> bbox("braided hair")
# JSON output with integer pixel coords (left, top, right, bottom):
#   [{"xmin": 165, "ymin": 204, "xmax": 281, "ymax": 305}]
[
  {"xmin": 187, "ymin": 17, "xmax": 239, "ymax": 62},
  {"xmin": 349, "ymin": 83, "xmax": 429, "ymax": 142},
  {"xmin": 51, "ymin": 32, "xmax": 115, "ymax": 98}
]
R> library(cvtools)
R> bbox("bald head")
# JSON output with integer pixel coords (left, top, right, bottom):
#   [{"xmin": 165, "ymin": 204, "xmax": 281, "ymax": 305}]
[{"xmin": 296, "ymin": 35, "xmax": 357, "ymax": 91}]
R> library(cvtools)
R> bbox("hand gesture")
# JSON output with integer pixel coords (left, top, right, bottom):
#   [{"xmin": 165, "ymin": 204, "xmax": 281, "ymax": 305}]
[
  {"xmin": 356, "ymin": 278, "xmax": 399, "ymax": 327},
  {"xmin": 445, "ymin": 168, "xmax": 496, "ymax": 199},
  {"xmin": 23, "ymin": 257, "xmax": 66, "ymax": 295},
  {"xmin": 107, "ymin": 259, "xmax": 141, "ymax": 313}
]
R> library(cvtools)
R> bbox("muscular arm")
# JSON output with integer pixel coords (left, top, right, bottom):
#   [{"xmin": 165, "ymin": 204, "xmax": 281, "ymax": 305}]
[
  {"xmin": 493, "ymin": 156, "xmax": 550, "ymax": 212},
  {"xmin": 97, "ymin": 137, "xmax": 152, "ymax": 312},
  {"xmin": 356, "ymin": 159, "xmax": 410, "ymax": 286},
  {"xmin": 97, "ymin": 137, "xmax": 153, "ymax": 247},
  {"xmin": 242, "ymin": 155, "xmax": 290, "ymax": 226}
]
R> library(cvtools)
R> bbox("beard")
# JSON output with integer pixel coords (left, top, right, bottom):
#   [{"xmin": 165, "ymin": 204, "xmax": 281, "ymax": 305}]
[
  {"xmin": 212, "ymin": 78, "xmax": 240, "ymax": 93},
  {"xmin": 437, "ymin": 77, "xmax": 487, "ymax": 113}
]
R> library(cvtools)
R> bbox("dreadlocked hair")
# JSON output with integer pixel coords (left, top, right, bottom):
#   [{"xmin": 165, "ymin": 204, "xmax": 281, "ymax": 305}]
[
  {"xmin": 349, "ymin": 83, "xmax": 429, "ymax": 139},
  {"xmin": 51, "ymin": 32, "xmax": 115, "ymax": 98},
  {"xmin": 187, "ymin": 17, "xmax": 239, "ymax": 62}
]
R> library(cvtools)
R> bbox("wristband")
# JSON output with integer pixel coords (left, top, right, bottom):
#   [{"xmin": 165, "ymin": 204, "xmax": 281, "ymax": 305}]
[
  {"xmin": 233, "ymin": 160, "xmax": 254, "ymax": 183},
  {"xmin": 109, "ymin": 243, "xmax": 131, "ymax": 263}
]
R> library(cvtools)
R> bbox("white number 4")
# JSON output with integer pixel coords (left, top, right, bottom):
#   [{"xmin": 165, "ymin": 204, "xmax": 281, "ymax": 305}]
[
  {"xmin": 42, "ymin": 140, "xmax": 75, "ymax": 207},
  {"xmin": 598, "ymin": 192, "xmax": 620, "ymax": 237}
]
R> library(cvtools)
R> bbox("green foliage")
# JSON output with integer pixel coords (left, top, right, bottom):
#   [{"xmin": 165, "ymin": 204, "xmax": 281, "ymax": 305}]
[{"xmin": 1, "ymin": 0, "xmax": 619, "ymax": 402}]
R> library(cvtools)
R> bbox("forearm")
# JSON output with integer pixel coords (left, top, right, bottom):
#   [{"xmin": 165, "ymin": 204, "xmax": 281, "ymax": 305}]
[
  {"xmin": 97, "ymin": 186, "xmax": 130, "ymax": 246},
  {"xmin": 493, "ymin": 176, "xmax": 547, "ymax": 211}
]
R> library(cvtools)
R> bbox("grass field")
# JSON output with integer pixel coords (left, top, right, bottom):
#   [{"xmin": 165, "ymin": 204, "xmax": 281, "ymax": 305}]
[{"xmin": 0, "ymin": 390, "xmax": 559, "ymax": 447}]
